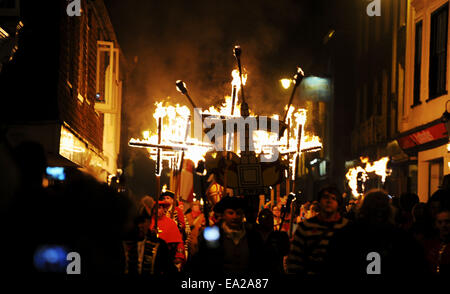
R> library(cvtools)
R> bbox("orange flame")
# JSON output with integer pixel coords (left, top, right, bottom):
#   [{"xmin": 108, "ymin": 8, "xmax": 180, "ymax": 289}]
[
  {"xmin": 129, "ymin": 69, "xmax": 323, "ymax": 172},
  {"xmin": 345, "ymin": 156, "xmax": 392, "ymax": 198}
]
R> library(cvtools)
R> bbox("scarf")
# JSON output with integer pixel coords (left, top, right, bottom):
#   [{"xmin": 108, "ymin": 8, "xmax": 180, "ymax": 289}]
[{"xmin": 222, "ymin": 223, "xmax": 246, "ymax": 245}]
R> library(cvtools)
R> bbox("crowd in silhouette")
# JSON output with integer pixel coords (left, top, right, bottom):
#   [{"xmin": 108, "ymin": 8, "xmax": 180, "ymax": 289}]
[{"xmin": 1, "ymin": 139, "xmax": 449, "ymax": 279}]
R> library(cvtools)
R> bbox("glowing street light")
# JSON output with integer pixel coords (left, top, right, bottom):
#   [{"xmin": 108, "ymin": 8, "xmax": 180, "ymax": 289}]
[{"xmin": 280, "ymin": 79, "xmax": 292, "ymax": 89}]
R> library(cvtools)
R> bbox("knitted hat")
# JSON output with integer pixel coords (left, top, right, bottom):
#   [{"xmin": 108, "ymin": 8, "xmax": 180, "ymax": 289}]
[{"xmin": 213, "ymin": 196, "xmax": 247, "ymax": 213}]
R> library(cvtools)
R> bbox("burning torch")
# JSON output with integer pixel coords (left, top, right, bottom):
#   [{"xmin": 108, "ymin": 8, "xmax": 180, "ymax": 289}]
[
  {"xmin": 282, "ymin": 67, "xmax": 305, "ymax": 131},
  {"xmin": 176, "ymin": 80, "xmax": 198, "ymax": 110}
]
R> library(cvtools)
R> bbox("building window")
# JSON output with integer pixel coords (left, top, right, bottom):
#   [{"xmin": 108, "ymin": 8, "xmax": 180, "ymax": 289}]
[
  {"xmin": 0, "ymin": 0, "xmax": 20, "ymax": 16},
  {"xmin": 428, "ymin": 3, "xmax": 448, "ymax": 100},
  {"xmin": 95, "ymin": 41, "xmax": 119, "ymax": 113},
  {"xmin": 413, "ymin": 20, "xmax": 422, "ymax": 106}
]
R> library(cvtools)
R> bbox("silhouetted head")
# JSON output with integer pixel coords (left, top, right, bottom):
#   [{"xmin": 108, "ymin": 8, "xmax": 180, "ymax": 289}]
[
  {"xmin": 358, "ymin": 189, "xmax": 394, "ymax": 225},
  {"xmin": 215, "ymin": 196, "xmax": 247, "ymax": 230},
  {"xmin": 399, "ymin": 192, "xmax": 419, "ymax": 213},
  {"xmin": 412, "ymin": 202, "xmax": 431, "ymax": 223},
  {"xmin": 428, "ymin": 188, "xmax": 450, "ymax": 218},
  {"xmin": 258, "ymin": 208, "xmax": 274, "ymax": 231},
  {"xmin": 12, "ymin": 141, "xmax": 46, "ymax": 188}
]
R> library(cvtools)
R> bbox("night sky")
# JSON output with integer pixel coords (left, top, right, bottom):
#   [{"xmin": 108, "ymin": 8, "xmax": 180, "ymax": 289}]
[{"xmin": 104, "ymin": 0, "xmax": 358, "ymax": 136}]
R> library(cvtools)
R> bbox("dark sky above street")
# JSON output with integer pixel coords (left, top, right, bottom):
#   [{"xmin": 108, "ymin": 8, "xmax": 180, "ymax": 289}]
[{"xmin": 104, "ymin": 0, "xmax": 357, "ymax": 135}]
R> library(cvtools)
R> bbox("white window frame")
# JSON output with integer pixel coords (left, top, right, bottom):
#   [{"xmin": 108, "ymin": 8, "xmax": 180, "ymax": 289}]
[{"xmin": 95, "ymin": 41, "xmax": 119, "ymax": 113}]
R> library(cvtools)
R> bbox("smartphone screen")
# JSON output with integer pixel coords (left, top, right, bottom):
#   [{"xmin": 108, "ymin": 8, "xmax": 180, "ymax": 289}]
[{"xmin": 46, "ymin": 167, "xmax": 66, "ymax": 181}]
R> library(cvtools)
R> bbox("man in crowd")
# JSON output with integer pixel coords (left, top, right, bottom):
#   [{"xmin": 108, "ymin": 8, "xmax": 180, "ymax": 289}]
[
  {"xmin": 160, "ymin": 190, "xmax": 191, "ymax": 258},
  {"xmin": 190, "ymin": 196, "xmax": 266, "ymax": 275},
  {"xmin": 286, "ymin": 186, "xmax": 349, "ymax": 275},
  {"xmin": 326, "ymin": 189, "xmax": 427, "ymax": 277},
  {"xmin": 423, "ymin": 207, "xmax": 450, "ymax": 275},
  {"xmin": 150, "ymin": 200, "xmax": 186, "ymax": 271}
]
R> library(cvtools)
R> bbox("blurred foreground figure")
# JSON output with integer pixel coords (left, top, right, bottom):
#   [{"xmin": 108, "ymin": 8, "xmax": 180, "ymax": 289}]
[
  {"xmin": 189, "ymin": 196, "xmax": 266, "ymax": 275},
  {"xmin": 4, "ymin": 140, "xmax": 137, "ymax": 276},
  {"xmin": 255, "ymin": 209, "xmax": 290, "ymax": 275},
  {"xmin": 423, "ymin": 207, "xmax": 450, "ymax": 275},
  {"xmin": 326, "ymin": 189, "xmax": 427, "ymax": 277}
]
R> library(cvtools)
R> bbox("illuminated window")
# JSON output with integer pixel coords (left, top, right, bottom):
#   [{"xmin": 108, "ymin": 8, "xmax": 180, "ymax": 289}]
[
  {"xmin": 429, "ymin": 3, "xmax": 448, "ymax": 100},
  {"xmin": 95, "ymin": 41, "xmax": 119, "ymax": 113}
]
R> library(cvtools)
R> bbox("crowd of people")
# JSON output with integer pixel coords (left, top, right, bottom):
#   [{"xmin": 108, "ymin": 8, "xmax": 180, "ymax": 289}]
[{"xmin": 1, "ymin": 140, "xmax": 449, "ymax": 279}]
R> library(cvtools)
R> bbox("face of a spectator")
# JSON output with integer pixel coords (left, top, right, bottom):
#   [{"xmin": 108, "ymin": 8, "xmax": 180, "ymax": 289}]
[
  {"xmin": 163, "ymin": 195, "xmax": 174, "ymax": 206},
  {"xmin": 436, "ymin": 211, "xmax": 450, "ymax": 241},
  {"xmin": 272, "ymin": 206, "xmax": 281, "ymax": 218},
  {"xmin": 192, "ymin": 203, "xmax": 200, "ymax": 212},
  {"xmin": 319, "ymin": 191, "xmax": 339, "ymax": 214},
  {"xmin": 223, "ymin": 208, "xmax": 244, "ymax": 230}
]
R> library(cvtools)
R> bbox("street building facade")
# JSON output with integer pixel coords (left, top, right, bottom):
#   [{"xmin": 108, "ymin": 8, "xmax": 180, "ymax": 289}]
[
  {"xmin": 0, "ymin": 0, "xmax": 127, "ymax": 182},
  {"xmin": 400, "ymin": 0, "xmax": 450, "ymax": 201}
]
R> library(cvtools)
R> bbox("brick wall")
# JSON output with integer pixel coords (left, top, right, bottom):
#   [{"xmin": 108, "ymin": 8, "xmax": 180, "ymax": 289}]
[{"xmin": 57, "ymin": 0, "xmax": 104, "ymax": 151}]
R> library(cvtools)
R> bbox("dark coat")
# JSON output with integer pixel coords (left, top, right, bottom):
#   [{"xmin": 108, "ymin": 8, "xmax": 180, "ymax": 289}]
[
  {"xmin": 188, "ymin": 223, "xmax": 267, "ymax": 276},
  {"xmin": 325, "ymin": 221, "xmax": 428, "ymax": 278}
]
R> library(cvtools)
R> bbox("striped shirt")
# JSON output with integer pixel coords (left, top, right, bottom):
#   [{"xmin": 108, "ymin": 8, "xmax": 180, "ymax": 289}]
[{"xmin": 286, "ymin": 215, "xmax": 349, "ymax": 275}]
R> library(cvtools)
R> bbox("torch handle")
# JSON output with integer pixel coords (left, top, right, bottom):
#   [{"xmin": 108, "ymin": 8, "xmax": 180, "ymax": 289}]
[
  {"xmin": 154, "ymin": 117, "xmax": 163, "ymax": 234},
  {"xmin": 154, "ymin": 175, "xmax": 161, "ymax": 233},
  {"xmin": 185, "ymin": 92, "xmax": 198, "ymax": 110},
  {"xmin": 231, "ymin": 85, "xmax": 237, "ymax": 116},
  {"xmin": 282, "ymin": 83, "xmax": 300, "ymax": 124},
  {"xmin": 288, "ymin": 201, "xmax": 295, "ymax": 238},
  {"xmin": 282, "ymin": 67, "xmax": 304, "ymax": 125},
  {"xmin": 236, "ymin": 60, "xmax": 246, "ymax": 104}
]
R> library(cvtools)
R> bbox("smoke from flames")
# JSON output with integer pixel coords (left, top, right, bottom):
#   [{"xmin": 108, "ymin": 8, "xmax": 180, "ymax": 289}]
[{"xmin": 105, "ymin": 0, "xmax": 330, "ymax": 137}]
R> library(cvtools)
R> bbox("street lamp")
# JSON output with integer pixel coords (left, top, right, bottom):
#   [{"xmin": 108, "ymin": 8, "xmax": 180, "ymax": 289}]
[{"xmin": 280, "ymin": 79, "xmax": 292, "ymax": 89}]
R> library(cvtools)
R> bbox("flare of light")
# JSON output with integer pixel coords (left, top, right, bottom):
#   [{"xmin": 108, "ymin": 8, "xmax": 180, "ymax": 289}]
[
  {"xmin": 203, "ymin": 225, "xmax": 220, "ymax": 242},
  {"xmin": 280, "ymin": 79, "xmax": 292, "ymax": 89}
]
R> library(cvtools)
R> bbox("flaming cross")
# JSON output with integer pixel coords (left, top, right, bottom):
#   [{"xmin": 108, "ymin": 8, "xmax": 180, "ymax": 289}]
[{"xmin": 130, "ymin": 46, "xmax": 324, "ymax": 200}]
